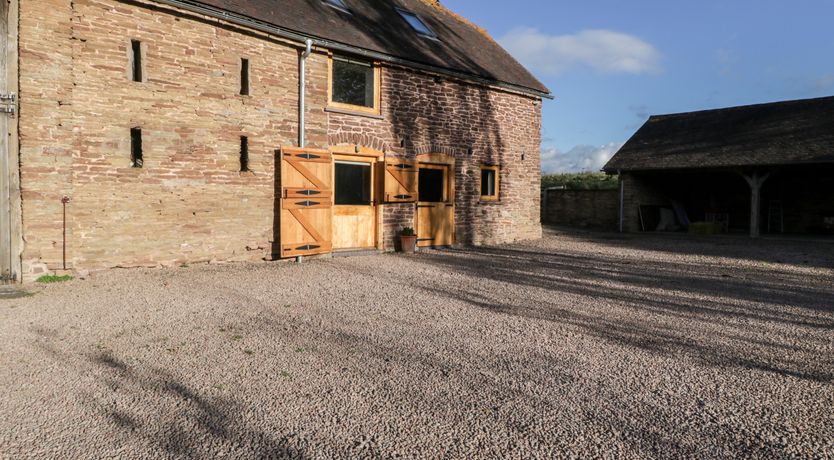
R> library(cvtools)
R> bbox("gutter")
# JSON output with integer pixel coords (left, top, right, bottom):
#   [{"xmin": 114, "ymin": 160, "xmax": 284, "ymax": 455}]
[{"xmin": 147, "ymin": 0, "xmax": 554, "ymax": 100}]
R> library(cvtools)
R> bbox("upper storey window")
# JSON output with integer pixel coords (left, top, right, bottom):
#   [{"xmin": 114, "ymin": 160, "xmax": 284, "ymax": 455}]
[
  {"xmin": 329, "ymin": 56, "xmax": 380, "ymax": 115},
  {"xmin": 323, "ymin": 0, "xmax": 350, "ymax": 13},
  {"xmin": 396, "ymin": 9, "xmax": 436, "ymax": 38}
]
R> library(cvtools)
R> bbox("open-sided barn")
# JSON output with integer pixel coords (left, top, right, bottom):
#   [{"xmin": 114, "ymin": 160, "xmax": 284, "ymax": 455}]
[{"xmin": 604, "ymin": 96, "xmax": 834, "ymax": 237}]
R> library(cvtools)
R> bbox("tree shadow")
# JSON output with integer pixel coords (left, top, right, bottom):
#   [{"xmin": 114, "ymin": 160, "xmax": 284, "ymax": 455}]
[
  {"xmin": 401, "ymin": 235, "xmax": 834, "ymax": 385},
  {"xmin": 559, "ymin": 225, "xmax": 834, "ymax": 270},
  {"xmin": 85, "ymin": 351, "xmax": 309, "ymax": 459}
]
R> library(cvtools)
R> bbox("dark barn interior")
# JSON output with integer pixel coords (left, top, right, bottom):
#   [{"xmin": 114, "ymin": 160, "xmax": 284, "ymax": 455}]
[{"xmin": 632, "ymin": 165, "xmax": 834, "ymax": 235}]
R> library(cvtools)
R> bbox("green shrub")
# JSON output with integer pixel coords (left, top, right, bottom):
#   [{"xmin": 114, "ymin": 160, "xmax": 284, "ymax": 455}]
[
  {"xmin": 542, "ymin": 172, "xmax": 618, "ymax": 191},
  {"xmin": 36, "ymin": 275, "xmax": 73, "ymax": 284}
]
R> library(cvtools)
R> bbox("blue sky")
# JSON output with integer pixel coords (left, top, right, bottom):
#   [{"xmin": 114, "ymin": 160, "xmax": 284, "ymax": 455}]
[{"xmin": 442, "ymin": 0, "xmax": 834, "ymax": 173}]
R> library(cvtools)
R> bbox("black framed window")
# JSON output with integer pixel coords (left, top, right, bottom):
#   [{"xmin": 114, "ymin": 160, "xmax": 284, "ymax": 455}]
[
  {"xmin": 419, "ymin": 168, "xmax": 445, "ymax": 203},
  {"xmin": 335, "ymin": 161, "xmax": 372, "ymax": 205},
  {"xmin": 481, "ymin": 169, "xmax": 496, "ymax": 196}
]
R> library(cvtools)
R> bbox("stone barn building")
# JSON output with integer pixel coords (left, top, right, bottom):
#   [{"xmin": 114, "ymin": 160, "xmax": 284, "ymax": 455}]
[
  {"xmin": 604, "ymin": 96, "xmax": 834, "ymax": 238},
  {"xmin": 0, "ymin": 0, "xmax": 551, "ymax": 282}
]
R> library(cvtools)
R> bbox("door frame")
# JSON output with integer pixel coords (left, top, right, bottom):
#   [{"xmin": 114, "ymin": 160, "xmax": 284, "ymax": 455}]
[
  {"xmin": 415, "ymin": 153, "xmax": 456, "ymax": 247},
  {"xmin": 330, "ymin": 145, "xmax": 384, "ymax": 251},
  {"xmin": 0, "ymin": 0, "xmax": 21, "ymax": 283}
]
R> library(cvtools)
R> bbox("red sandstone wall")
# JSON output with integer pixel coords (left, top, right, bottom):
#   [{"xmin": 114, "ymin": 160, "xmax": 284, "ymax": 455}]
[
  {"xmin": 330, "ymin": 66, "xmax": 543, "ymax": 248},
  {"xmin": 17, "ymin": 0, "xmax": 542, "ymax": 278}
]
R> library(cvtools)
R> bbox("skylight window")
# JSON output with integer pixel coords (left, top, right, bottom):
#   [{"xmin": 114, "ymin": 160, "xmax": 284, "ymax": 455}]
[
  {"xmin": 323, "ymin": 0, "xmax": 350, "ymax": 13},
  {"xmin": 396, "ymin": 9, "xmax": 436, "ymax": 38}
]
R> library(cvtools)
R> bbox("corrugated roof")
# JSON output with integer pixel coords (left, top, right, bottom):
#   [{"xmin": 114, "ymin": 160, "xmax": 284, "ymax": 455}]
[
  {"xmin": 604, "ymin": 96, "xmax": 834, "ymax": 172},
  {"xmin": 174, "ymin": 0, "xmax": 550, "ymax": 96}
]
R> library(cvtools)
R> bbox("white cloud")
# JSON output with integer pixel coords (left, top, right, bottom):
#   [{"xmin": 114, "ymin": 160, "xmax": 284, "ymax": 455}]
[
  {"xmin": 499, "ymin": 28, "xmax": 661, "ymax": 76},
  {"xmin": 541, "ymin": 142, "xmax": 624, "ymax": 174}
]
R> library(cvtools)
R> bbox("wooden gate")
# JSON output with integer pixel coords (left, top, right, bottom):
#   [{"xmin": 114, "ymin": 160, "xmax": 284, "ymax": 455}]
[{"xmin": 279, "ymin": 147, "xmax": 333, "ymax": 258}]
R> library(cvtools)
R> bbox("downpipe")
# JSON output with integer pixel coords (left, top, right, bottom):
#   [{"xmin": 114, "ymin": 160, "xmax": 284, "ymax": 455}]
[
  {"xmin": 299, "ymin": 38, "xmax": 313, "ymax": 149},
  {"xmin": 296, "ymin": 39, "xmax": 313, "ymax": 264}
]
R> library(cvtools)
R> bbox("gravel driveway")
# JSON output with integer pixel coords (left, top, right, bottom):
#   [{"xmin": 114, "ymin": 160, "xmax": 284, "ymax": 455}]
[{"xmin": 1, "ymin": 227, "xmax": 833, "ymax": 459}]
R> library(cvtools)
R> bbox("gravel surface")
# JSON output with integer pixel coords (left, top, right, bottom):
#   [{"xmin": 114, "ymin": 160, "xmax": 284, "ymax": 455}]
[{"xmin": 1, "ymin": 227, "xmax": 833, "ymax": 459}]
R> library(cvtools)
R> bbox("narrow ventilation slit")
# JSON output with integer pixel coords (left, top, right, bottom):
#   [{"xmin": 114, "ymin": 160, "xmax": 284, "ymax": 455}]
[
  {"xmin": 131, "ymin": 40, "xmax": 143, "ymax": 82},
  {"xmin": 240, "ymin": 58, "xmax": 250, "ymax": 95},
  {"xmin": 240, "ymin": 136, "xmax": 249, "ymax": 172},
  {"xmin": 130, "ymin": 128, "xmax": 143, "ymax": 168}
]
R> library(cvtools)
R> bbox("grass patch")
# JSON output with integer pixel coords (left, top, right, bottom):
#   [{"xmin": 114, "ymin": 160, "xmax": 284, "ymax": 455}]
[
  {"xmin": 36, "ymin": 274, "xmax": 73, "ymax": 284},
  {"xmin": 243, "ymin": 349, "xmax": 254, "ymax": 356},
  {"xmin": 231, "ymin": 334, "xmax": 243, "ymax": 341},
  {"xmin": 280, "ymin": 370, "xmax": 291, "ymax": 378},
  {"xmin": 213, "ymin": 383, "xmax": 226, "ymax": 391},
  {"xmin": 9, "ymin": 305, "xmax": 16, "ymax": 309},
  {"xmin": 295, "ymin": 347, "xmax": 304, "ymax": 353}
]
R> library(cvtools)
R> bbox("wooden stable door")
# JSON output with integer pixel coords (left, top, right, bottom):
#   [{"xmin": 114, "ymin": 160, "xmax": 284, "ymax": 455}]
[
  {"xmin": 416, "ymin": 163, "xmax": 455, "ymax": 247},
  {"xmin": 279, "ymin": 147, "xmax": 333, "ymax": 258},
  {"xmin": 332, "ymin": 155, "xmax": 377, "ymax": 250}
]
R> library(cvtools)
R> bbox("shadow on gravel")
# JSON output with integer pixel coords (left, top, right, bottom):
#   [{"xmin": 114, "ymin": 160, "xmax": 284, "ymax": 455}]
[
  {"xmin": 408, "ymin": 238, "xmax": 834, "ymax": 385},
  {"xmin": 85, "ymin": 351, "xmax": 309, "ymax": 459},
  {"xmin": 554, "ymin": 226, "xmax": 834, "ymax": 271}
]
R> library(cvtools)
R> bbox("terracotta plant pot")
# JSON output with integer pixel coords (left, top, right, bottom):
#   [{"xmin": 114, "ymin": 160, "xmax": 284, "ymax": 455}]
[{"xmin": 400, "ymin": 235, "xmax": 418, "ymax": 253}]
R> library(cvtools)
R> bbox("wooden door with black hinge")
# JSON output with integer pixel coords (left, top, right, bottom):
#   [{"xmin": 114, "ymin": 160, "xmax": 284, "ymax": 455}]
[
  {"xmin": 416, "ymin": 163, "xmax": 455, "ymax": 247},
  {"xmin": 383, "ymin": 158, "xmax": 418, "ymax": 203},
  {"xmin": 279, "ymin": 147, "xmax": 333, "ymax": 258}
]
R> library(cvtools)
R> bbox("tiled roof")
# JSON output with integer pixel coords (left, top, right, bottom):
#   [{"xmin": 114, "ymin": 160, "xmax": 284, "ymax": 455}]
[
  {"xmin": 175, "ymin": 0, "xmax": 549, "ymax": 96},
  {"xmin": 604, "ymin": 96, "xmax": 834, "ymax": 172}
]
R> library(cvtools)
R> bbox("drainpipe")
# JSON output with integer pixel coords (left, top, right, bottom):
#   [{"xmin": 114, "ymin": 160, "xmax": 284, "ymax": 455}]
[
  {"xmin": 298, "ymin": 39, "xmax": 313, "ymax": 148},
  {"xmin": 618, "ymin": 170, "xmax": 624, "ymax": 233},
  {"xmin": 295, "ymin": 39, "xmax": 313, "ymax": 264}
]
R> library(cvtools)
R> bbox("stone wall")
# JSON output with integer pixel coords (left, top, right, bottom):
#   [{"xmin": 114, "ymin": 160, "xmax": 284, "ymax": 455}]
[
  {"xmin": 621, "ymin": 172, "xmax": 671, "ymax": 232},
  {"xmin": 542, "ymin": 189, "xmax": 618, "ymax": 230},
  {"xmin": 329, "ymin": 66, "xmax": 543, "ymax": 247},
  {"xmin": 16, "ymin": 0, "xmax": 542, "ymax": 279}
]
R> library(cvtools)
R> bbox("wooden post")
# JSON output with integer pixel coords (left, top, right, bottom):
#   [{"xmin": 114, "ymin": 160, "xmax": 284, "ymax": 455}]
[
  {"xmin": 741, "ymin": 171, "xmax": 771, "ymax": 238},
  {"xmin": 0, "ymin": 0, "xmax": 9, "ymax": 281},
  {"xmin": 618, "ymin": 170, "xmax": 624, "ymax": 233}
]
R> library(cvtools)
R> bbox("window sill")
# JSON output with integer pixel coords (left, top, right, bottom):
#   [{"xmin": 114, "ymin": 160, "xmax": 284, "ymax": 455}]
[
  {"xmin": 480, "ymin": 197, "xmax": 500, "ymax": 203},
  {"xmin": 326, "ymin": 105, "xmax": 384, "ymax": 120}
]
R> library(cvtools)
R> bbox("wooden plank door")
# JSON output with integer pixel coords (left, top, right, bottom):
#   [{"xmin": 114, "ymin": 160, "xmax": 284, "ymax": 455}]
[
  {"xmin": 279, "ymin": 147, "xmax": 333, "ymax": 258},
  {"xmin": 416, "ymin": 163, "xmax": 455, "ymax": 247},
  {"xmin": 383, "ymin": 158, "xmax": 418, "ymax": 203},
  {"xmin": 333, "ymin": 155, "xmax": 377, "ymax": 250}
]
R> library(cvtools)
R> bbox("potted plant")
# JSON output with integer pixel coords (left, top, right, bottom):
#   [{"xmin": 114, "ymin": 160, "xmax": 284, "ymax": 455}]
[{"xmin": 400, "ymin": 227, "xmax": 417, "ymax": 253}]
